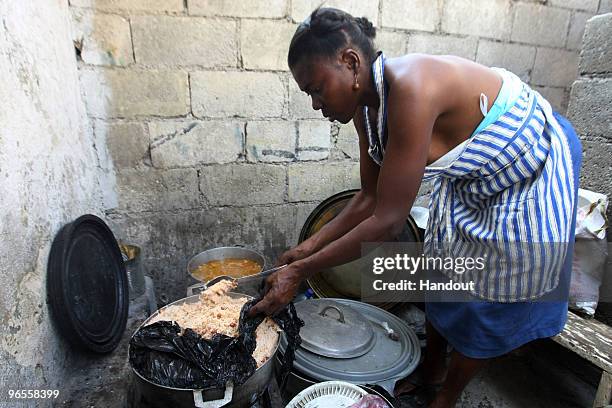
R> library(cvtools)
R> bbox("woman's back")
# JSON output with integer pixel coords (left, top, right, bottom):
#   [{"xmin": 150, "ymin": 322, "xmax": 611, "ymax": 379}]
[{"xmin": 383, "ymin": 54, "xmax": 504, "ymax": 164}]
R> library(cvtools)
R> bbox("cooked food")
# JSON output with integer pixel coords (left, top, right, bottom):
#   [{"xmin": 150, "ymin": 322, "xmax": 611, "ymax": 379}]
[
  {"xmin": 192, "ymin": 258, "xmax": 261, "ymax": 281},
  {"xmin": 147, "ymin": 280, "xmax": 279, "ymax": 367}
]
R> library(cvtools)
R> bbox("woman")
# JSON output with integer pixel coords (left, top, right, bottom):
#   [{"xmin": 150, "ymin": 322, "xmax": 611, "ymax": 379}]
[{"xmin": 249, "ymin": 7, "xmax": 581, "ymax": 407}]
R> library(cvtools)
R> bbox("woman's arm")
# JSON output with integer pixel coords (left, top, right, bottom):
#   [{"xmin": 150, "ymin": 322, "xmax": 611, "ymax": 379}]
[
  {"xmin": 251, "ymin": 68, "xmax": 440, "ymax": 316},
  {"xmin": 289, "ymin": 112, "xmax": 380, "ymax": 259},
  {"xmin": 276, "ymin": 112, "xmax": 380, "ymax": 266}
]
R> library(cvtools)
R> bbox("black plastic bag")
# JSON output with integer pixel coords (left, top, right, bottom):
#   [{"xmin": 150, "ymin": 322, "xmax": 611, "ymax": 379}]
[{"xmin": 129, "ymin": 298, "xmax": 303, "ymax": 389}]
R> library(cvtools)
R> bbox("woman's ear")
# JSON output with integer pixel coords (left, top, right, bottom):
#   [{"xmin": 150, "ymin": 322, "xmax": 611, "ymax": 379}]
[
  {"xmin": 341, "ymin": 48, "xmax": 361, "ymax": 75},
  {"xmin": 340, "ymin": 49, "xmax": 361, "ymax": 90}
]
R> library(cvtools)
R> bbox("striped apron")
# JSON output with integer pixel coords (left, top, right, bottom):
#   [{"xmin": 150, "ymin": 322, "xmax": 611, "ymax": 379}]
[{"xmin": 364, "ymin": 53, "xmax": 582, "ymax": 357}]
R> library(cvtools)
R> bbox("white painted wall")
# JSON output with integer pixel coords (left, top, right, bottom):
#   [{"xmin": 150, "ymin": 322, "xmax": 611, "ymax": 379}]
[{"xmin": 0, "ymin": 0, "xmax": 116, "ymax": 393}]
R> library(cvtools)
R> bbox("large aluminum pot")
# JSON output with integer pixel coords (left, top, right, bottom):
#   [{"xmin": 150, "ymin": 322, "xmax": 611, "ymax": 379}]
[
  {"xmin": 128, "ymin": 292, "xmax": 278, "ymax": 408},
  {"xmin": 186, "ymin": 247, "xmax": 265, "ymax": 296}
]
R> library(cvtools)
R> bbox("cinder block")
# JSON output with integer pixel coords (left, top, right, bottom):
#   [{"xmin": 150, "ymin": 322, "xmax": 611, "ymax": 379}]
[
  {"xmin": 115, "ymin": 168, "xmax": 201, "ymax": 212},
  {"xmin": 443, "ymin": 0, "xmax": 512, "ymax": 41},
  {"xmin": 336, "ymin": 121, "xmax": 360, "ymax": 159},
  {"xmin": 96, "ymin": 121, "xmax": 148, "ymax": 168},
  {"xmin": 132, "ymin": 16, "xmax": 236, "ymax": 68},
  {"xmin": 297, "ymin": 120, "xmax": 331, "ymax": 161},
  {"xmin": 408, "ymin": 34, "xmax": 478, "ymax": 60},
  {"xmin": 240, "ymin": 204, "xmax": 317, "ymax": 257},
  {"xmin": 191, "ymin": 71, "xmax": 286, "ymax": 119},
  {"xmin": 241, "ymin": 20, "xmax": 296, "ymax": 71},
  {"xmin": 71, "ymin": 10, "xmax": 133, "ymax": 66},
  {"xmin": 70, "ymin": 0, "xmax": 183, "ymax": 13},
  {"xmin": 476, "ymin": 40, "xmax": 536, "ymax": 81},
  {"xmin": 567, "ymin": 79, "xmax": 612, "ymax": 139},
  {"xmin": 80, "ymin": 69, "xmax": 189, "ymax": 118},
  {"xmin": 199, "ymin": 164, "xmax": 286, "ymax": 205},
  {"xmin": 599, "ymin": 0, "xmax": 612, "ymax": 14},
  {"xmin": 298, "ymin": 121, "xmax": 331, "ymax": 149},
  {"xmin": 382, "ymin": 0, "xmax": 440, "ymax": 32},
  {"xmin": 246, "ymin": 121, "xmax": 297, "ymax": 162},
  {"xmin": 567, "ymin": 11, "xmax": 595, "ymax": 50},
  {"xmin": 579, "ymin": 14, "xmax": 612, "ymax": 74},
  {"xmin": 291, "ymin": 0, "xmax": 378, "ymax": 23},
  {"xmin": 189, "ymin": 0, "xmax": 287, "ymax": 18},
  {"xmin": 578, "ymin": 139, "xmax": 612, "ymax": 199},
  {"xmin": 549, "ymin": 0, "xmax": 599, "ymax": 12},
  {"xmin": 532, "ymin": 48, "xmax": 579, "ymax": 87},
  {"xmin": 376, "ymin": 30, "xmax": 407, "ymax": 57},
  {"xmin": 532, "ymin": 86, "xmax": 568, "ymax": 114},
  {"xmin": 149, "ymin": 120, "xmax": 243, "ymax": 168},
  {"xmin": 289, "ymin": 79, "xmax": 322, "ymax": 119},
  {"xmin": 511, "ymin": 3, "xmax": 570, "ymax": 47},
  {"xmin": 288, "ymin": 162, "xmax": 360, "ymax": 202}
]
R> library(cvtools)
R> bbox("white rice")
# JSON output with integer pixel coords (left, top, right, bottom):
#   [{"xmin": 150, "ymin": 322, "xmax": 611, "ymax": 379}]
[{"xmin": 147, "ymin": 280, "xmax": 279, "ymax": 367}]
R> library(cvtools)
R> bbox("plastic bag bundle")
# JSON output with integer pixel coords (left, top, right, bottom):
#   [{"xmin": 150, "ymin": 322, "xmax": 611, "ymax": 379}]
[
  {"xmin": 569, "ymin": 189, "xmax": 609, "ymax": 316},
  {"xmin": 129, "ymin": 299, "xmax": 303, "ymax": 389}
]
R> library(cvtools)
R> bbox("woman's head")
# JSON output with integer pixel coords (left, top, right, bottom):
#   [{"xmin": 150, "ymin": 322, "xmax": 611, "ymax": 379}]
[{"xmin": 288, "ymin": 8, "xmax": 378, "ymax": 124}]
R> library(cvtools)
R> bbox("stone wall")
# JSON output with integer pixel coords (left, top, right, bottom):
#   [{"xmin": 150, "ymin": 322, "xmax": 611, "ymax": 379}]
[
  {"xmin": 68, "ymin": 0, "xmax": 610, "ymax": 302},
  {"xmin": 566, "ymin": 11, "xmax": 612, "ymax": 321},
  {"xmin": 568, "ymin": 12, "xmax": 612, "ymax": 222},
  {"xmin": 0, "ymin": 0, "xmax": 116, "ymax": 398}
]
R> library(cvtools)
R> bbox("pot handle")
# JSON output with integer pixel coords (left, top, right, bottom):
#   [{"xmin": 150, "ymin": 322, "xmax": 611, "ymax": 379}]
[
  {"xmin": 318, "ymin": 305, "xmax": 345, "ymax": 323},
  {"xmin": 376, "ymin": 378, "xmax": 399, "ymax": 397},
  {"xmin": 187, "ymin": 282, "xmax": 207, "ymax": 297},
  {"xmin": 193, "ymin": 382, "xmax": 233, "ymax": 408}
]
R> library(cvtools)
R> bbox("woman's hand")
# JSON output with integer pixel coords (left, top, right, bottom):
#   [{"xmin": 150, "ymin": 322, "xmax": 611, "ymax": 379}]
[
  {"xmin": 276, "ymin": 241, "xmax": 315, "ymax": 266},
  {"xmin": 248, "ymin": 263, "xmax": 306, "ymax": 317}
]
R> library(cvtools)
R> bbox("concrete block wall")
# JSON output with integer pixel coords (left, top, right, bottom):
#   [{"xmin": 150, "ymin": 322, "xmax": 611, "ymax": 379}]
[
  {"xmin": 68, "ymin": 0, "xmax": 609, "ymax": 301},
  {"xmin": 568, "ymin": 12, "xmax": 612, "ymax": 222}
]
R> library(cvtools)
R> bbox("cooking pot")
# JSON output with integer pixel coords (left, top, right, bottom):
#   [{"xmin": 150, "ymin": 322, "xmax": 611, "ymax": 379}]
[
  {"xmin": 128, "ymin": 291, "xmax": 277, "ymax": 408},
  {"xmin": 300, "ymin": 190, "xmax": 424, "ymax": 309},
  {"xmin": 186, "ymin": 246, "xmax": 265, "ymax": 296},
  {"xmin": 274, "ymin": 298, "xmax": 420, "ymax": 404}
]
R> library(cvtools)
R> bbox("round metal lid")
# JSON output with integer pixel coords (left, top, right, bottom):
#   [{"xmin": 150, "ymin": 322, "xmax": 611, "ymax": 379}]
[
  {"xmin": 47, "ymin": 214, "xmax": 129, "ymax": 353},
  {"xmin": 295, "ymin": 299, "xmax": 375, "ymax": 359},
  {"xmin": 280, "ymin": 299, "xmax": 421, "ymax": 395}
]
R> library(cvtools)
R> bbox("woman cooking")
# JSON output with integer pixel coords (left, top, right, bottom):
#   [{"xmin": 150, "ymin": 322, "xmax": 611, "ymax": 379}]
[{"xmin": 249, "ymin": 7, "xmax": 581, "ymax": 408}]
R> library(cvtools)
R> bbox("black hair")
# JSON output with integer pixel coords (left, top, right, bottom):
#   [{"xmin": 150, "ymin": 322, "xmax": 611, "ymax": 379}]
[{"xmin": 287, "ymin": 7, "xmax": 377, "ymax": 69}]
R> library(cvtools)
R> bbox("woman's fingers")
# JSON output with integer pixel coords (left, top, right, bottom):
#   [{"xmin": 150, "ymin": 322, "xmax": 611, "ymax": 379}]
[{"xmin": 248, "ymin": 293, "xmax": 283, "ymax": 317}]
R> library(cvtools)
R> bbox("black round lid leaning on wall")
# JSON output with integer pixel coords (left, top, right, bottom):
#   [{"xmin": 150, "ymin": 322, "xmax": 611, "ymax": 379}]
[{"xmin": 47, "ymin": 214, "xmax": 129, "ymax": 353}]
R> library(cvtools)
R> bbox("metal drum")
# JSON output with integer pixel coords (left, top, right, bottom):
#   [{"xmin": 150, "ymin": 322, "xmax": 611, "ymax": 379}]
[{"xmin": 300, "ymin": 190, "xmax": 424, "ymax": 309}]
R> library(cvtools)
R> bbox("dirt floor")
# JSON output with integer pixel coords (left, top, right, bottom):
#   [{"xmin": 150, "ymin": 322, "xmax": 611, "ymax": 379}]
[{"xmin": 55, "ymin": 294, "xmax": 599, "ymax": 408}]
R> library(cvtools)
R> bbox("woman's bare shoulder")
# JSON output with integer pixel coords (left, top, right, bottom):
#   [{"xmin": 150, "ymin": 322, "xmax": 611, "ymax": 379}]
[{"xmin": 383, "ymin": 54, "xmax": 501, "ymax": 113}]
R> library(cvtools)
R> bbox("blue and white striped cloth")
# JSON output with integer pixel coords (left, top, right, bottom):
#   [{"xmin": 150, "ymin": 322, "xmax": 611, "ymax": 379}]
[{"xmin": 364, "ymin": 53, "xmax": 579, "ymax": 302}]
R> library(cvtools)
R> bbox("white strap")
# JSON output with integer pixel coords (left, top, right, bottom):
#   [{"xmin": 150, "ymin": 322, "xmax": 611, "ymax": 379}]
[{"xmin": 479, "ymin": 93, "xmax": 488, "ymax": 117}]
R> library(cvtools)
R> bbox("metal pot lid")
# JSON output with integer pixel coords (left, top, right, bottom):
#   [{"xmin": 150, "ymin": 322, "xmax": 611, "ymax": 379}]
[
  {"xmin": 295, "ymin": 299, "xmax": 375, "ymax": 359},
  {"xmin": 280, "ymin": 299, "xmax": 421, "ymax": 395},
  {"xmin": 47, "ymin": 214, "xmax": 129, "ymax": 354}
]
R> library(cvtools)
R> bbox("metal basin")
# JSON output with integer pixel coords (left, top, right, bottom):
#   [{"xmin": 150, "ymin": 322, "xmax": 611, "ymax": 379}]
[
  {"xmin": 187, "ymin": 246, "xmax": 265, "ymax": 282},
  {"xmin": 128, "ymin": 292, "xmax": 278, "ymax": 408},
  {"xmin": 186, "ymin": 247, "xmax": 266, "ymax": 296}
]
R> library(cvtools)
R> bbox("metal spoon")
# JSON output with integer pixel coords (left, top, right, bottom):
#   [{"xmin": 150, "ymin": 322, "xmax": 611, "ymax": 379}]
[{"xmin": 236, "ymin": 264, "xmax": 288, "ymax": 284}]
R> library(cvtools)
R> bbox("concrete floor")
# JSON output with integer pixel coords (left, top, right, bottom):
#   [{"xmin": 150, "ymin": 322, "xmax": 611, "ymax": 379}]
[{"xmin": 54, "ymin": 295, "xmax": 599, "ymax": 408}]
